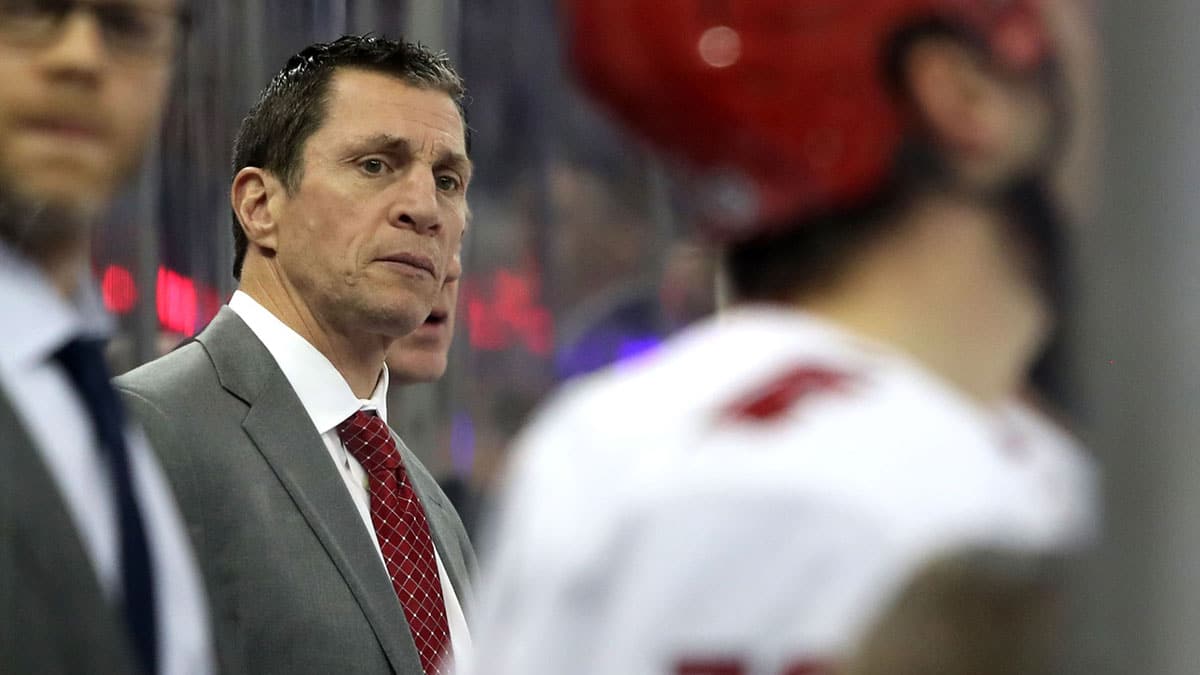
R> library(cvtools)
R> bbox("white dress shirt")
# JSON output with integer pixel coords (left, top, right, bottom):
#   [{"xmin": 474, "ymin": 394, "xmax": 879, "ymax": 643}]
[
  {"xmin": 0, "ymin": 244, "xmax": 213, "ymax": 675},
  {"xmin": 229, "ymin": 291, "xmax": 471, "ymax": 663}
]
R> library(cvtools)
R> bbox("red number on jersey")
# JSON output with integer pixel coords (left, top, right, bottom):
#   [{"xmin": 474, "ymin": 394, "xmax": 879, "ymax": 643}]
[{"xmin": 720, "ymin": 365, "xmax": 855, "ymax": 423}]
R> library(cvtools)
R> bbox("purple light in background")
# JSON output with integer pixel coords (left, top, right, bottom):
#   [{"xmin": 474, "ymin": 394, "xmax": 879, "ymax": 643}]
[
  {"xmin": 450, "ymin": 412, "xmax": 475, "ymax": 475},
  {"xmin": 616, "ymin": 336, "xmax": 663, "ymax": 364},
  {"xmin": 557, "ymin": 331, "xmax": 666, "ymax": 380}
]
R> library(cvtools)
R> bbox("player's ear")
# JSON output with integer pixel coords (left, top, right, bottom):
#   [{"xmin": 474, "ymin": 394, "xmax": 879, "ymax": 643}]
[
  {"xmin": 902, "ymin": 37, "xmax": 1006, "ymax": 160},
  {"xmin": 232, "ymin": 167, "xmax": 283, "ymax": 254}
]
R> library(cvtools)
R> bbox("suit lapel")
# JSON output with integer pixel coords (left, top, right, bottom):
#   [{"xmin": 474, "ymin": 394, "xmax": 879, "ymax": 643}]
[{"xmin": 196, "ymin": 309, "xmax": 420, "ymax": 673}]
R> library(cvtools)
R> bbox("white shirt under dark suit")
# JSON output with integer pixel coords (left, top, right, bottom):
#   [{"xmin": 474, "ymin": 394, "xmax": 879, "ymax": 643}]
[{"xmin": 0, "ymin": 243, "xmax": 214, "ymax": 675}]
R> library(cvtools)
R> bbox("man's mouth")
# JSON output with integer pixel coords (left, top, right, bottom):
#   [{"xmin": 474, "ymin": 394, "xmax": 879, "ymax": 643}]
[
  {"xmin": 21, "ymin": 116, "xmax": 106, "ymax": 141},
  {"xmin": 378, "ymin": 252, "xmax": 436, "ymax": 277},
  {"xmin": 424, "ymin": 309, "xmax": 448, "ymax": 326}
]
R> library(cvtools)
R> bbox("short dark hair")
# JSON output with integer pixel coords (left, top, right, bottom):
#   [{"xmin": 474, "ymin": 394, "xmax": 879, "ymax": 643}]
[
  {"xmin": 725, "ymin": 188, "xmax": 909, "ymax": 304},
  {"xmin": 229, "ymin": 35, "xmax": 468, "ymax": 280}
]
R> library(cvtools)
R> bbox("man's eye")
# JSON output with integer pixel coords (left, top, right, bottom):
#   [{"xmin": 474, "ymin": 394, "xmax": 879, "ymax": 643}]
[
  {"xmin": 436, "ymin": 174, "xmax": 461, "ymax": 192},
  {"xmin": 360, "ymin": 159, "xmax": 388, "ymax": 175}
]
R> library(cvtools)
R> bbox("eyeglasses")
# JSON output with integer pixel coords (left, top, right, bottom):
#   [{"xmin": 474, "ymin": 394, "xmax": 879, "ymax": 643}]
[{"xmin": 0, "ymin": 0, "xmax": 188, "ymax": 59}]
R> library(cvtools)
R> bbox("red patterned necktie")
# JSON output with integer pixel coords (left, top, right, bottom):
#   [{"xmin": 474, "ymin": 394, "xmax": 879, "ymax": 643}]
[{"xmin": 337, "ymin": 410, "xmax": 451, "ymax": 674}]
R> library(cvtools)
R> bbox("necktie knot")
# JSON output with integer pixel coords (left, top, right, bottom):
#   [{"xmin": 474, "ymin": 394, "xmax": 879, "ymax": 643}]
[{"xmin": 336, "ymin": 410, "xmax": 400, "ymax": 474}]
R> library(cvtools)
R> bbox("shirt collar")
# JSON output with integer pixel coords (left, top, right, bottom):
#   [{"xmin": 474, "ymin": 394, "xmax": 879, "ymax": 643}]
[
  {"xmin": 228, "ymin": 291, "xmax": 389, "ymax": 435},
  {"xmin": 0, "ymin": 242, "xmax": 113, "ymax": 372}
]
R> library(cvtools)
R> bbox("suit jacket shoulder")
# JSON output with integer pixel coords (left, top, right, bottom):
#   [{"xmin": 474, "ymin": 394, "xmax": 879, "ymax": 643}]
[{"xmin": 118, "ymin": 337, "xmax": 222, "ymax": 402}]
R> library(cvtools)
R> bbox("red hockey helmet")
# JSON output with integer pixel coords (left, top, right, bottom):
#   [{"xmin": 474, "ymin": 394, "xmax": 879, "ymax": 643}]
[{"xmin": 565, "ymin": 0, "xmax": 1054, "ymax": 241}]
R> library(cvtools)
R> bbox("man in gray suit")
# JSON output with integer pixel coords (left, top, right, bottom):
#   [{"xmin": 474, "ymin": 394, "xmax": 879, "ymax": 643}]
[
  {"xmin": 0, "ymin": 2, "xmax": 214, "ymax": 674},
  {"xmin": 116, "ymin": 35, "xmax": 476, "ymax": 675}
]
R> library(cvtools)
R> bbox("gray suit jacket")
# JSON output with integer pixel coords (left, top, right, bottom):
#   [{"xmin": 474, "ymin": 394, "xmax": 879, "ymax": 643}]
[
  {"xmin": 0, "ymin": 392, "xmax": 140, "ymax": 675},
  {"xmin": 115, "ymin": 308, "xmax": 477, "ymax": 675}
]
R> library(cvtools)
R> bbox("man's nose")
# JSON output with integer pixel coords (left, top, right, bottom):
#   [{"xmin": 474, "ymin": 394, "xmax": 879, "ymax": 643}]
[
  {"xmin": 40, "ymin": 12, "xmax": 108, "ymax": 85},
  {"xmin": 390, "ymin": 167, "xmax": 441, "ymax": 235}
]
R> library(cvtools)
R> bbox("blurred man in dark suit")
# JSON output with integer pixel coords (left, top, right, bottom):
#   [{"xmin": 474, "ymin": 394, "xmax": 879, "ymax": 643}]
[{"xmin": 0, "ymin": 1, "xmax": 213, "ymax": 674}]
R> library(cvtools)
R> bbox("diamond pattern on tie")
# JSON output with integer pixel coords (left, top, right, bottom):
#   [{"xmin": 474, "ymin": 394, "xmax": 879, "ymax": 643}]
[{"xmin": 337, "ymin": 410, "xmax": 450, "ymax": 675}]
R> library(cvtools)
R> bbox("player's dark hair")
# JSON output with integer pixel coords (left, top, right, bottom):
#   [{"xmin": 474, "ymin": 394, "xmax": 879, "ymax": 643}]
[
  {"xmin": 724, "ymin": 189, "xmax": 907, "ymax": 303},
  {"xmin": 229, "ymin": 34, "xmax": 468, "ymax": 280}
]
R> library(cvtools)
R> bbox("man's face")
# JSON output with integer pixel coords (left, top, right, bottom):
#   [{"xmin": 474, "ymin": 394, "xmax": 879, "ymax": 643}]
[
  {"xmin": 270, "ymin": 68, "xmax": 471, "ymax": 340},
  {"xmin": 387, "ymin": 250, "xmax": 461, "ymax": 384},
  {"xmin": 0, "ymin": 1, "xmax": 176, "ymax": 219}
]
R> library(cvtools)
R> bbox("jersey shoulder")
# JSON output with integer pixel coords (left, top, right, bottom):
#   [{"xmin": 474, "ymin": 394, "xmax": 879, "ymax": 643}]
[{"xmin": 514, "ymin": 308, "xmax": 1094, "ymax": 546}]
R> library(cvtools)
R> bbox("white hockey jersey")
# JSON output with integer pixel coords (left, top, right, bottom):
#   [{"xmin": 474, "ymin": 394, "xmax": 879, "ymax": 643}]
[{"xmin": 466, "ymin": 307, "xmax": 1096, "ymax": 675}]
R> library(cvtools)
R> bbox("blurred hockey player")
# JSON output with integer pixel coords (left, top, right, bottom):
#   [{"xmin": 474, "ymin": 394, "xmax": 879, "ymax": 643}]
[{"xmin": 467, "ymin": 1, "xmax": 1097, "ymax": 673}]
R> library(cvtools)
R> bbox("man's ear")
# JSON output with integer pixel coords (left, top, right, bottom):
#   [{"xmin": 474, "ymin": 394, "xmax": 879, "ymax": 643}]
[
  {"xmin": 231, "ymin": 167, "xmax": 283, "ymax": 255},
  {"xmin": 903, "ymin": 38, "xmax": 1004, "ymax": 159}
]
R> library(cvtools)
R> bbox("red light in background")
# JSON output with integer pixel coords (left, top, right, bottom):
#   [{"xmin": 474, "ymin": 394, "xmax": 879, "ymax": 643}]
[
  {"xmin": 464, "ymin": 268, "xmax": 553, "ymax": 355},
  {"xmin": 100, "ymin": 264, "xmax": 138, "ymax": 314},
  {"xmin": 156, "ymin": 266, "xmax": 197, "ymax": 336},
  {"xmin": 99, "ymin": 263, "xmax": 224, "ymax": 336},
  {"xmin": 467, "ymin": 295, "xmax": 507, "ymax": 350}
]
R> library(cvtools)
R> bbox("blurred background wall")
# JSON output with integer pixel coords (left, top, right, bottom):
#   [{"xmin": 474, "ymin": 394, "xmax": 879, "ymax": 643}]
[
  {"xmin": 1067, "ymin": 2, "xmax": 1200, "ymax": 674},
  {"xmin": 91, "ymin": 2, "xmax": 1200, "ymax": 672}
]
